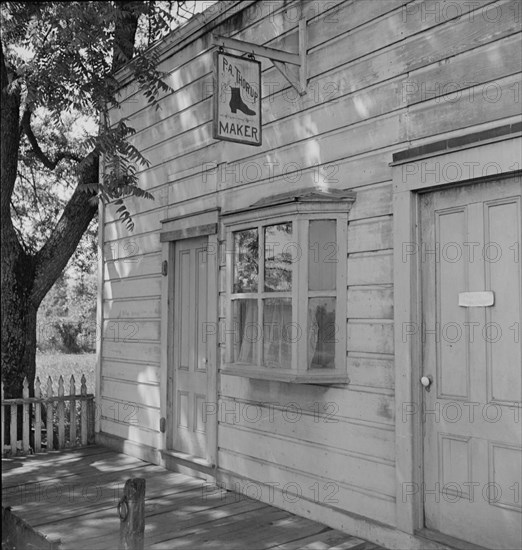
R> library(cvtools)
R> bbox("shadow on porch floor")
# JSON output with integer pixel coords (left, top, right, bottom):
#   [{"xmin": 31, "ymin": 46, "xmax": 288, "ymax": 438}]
[{"xmin": 2, "ymin": 445, "xmax": 385, "ymax": 550}]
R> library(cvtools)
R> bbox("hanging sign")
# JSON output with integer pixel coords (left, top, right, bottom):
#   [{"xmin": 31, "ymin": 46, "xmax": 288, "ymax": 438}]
[{"xmin": 213, "ymin": 51, "xmax": 262, "ymax": 146}]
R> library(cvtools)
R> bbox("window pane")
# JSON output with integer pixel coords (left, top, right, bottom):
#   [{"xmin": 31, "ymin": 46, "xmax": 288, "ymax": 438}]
[
  {"xmin": 233, "ymin": 229, "xmax": 258, "ymax": 293},
  {"xmin": 308, "ymin": 297, "xmax": 336, "ymax": 369},
  {"xmin": 264, "ymin": 223, "xmax": 293, "ymax": 292},
  {"xmin": 232, "ymin": 299, "xmax": 258, "ymax": 364},
  {"xmin": 308, "ymin": 220, "xmax": 336, "ymax": 291},
  {"xmin": 263, "ymin": 298, "xmax": 292, "ymax": 369}
]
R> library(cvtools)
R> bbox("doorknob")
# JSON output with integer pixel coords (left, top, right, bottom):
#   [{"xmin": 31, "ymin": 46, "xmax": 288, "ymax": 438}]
[{"xmin": 421, "ymin": 375, "xmax": 433, "ymax": 391}]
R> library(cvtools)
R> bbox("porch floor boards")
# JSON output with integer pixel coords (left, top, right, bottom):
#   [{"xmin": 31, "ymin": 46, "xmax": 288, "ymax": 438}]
[{"xmin": 2, "ymin": 445, "xmax": 385, "ymax": 550}]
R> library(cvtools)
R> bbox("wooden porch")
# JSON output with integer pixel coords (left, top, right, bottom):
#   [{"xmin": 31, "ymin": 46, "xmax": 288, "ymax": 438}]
[{"xmin": 2, "ymin": 445, "xmax": 385, "ymax": 549}]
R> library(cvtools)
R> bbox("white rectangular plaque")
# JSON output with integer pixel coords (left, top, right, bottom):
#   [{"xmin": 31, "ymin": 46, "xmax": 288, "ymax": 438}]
[{"xmin": 458, "ymin": 291, "xmax": 495, "ymax": 307}]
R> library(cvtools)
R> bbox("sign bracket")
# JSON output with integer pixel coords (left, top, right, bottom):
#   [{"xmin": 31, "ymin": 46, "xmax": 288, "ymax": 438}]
[{"xmin": 212, "ymin": 19, "xmax": 308, "ymax": 96}]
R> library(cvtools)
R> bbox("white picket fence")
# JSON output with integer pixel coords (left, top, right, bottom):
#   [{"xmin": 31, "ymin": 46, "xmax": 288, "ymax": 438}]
[{"xmin": 1, "ymin": 375, "xmax": 95, "ymax": 456}]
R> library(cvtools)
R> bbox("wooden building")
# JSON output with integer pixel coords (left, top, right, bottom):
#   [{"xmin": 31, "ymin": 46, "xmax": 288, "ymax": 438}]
[{"xmin": 97, "ymin": 1, "xmax": 522, "ymax": 548}]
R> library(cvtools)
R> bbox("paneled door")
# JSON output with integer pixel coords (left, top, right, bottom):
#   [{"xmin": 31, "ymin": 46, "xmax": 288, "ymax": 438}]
[
  {"xmin": 171, "ymin": 236, "xmax": 210, "ymax": 459},
  {"xmin": 420, "ymin": 179, "xmax": 521, "ymax": 548}
]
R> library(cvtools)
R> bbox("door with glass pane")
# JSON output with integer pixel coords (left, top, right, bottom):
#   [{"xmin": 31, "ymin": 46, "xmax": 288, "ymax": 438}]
[{"xmin": 170, "ymin": 236, "xmax": 210, "ymax": 458}]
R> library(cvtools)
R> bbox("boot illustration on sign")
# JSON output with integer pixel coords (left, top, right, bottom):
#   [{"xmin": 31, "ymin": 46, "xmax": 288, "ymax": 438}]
[{"xmin": 229, "ymin": 87, "xmax": 256, "ymax": 115}]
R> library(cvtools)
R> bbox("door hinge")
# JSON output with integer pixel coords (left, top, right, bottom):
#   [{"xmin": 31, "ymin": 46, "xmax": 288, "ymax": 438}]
[
  {"xmin": 160, "ymin": 417, "xmax": 166, "ymax": 433},
  {"xmin": 162, "ymin": 260, "xmax": 168, "ymax": 276}
]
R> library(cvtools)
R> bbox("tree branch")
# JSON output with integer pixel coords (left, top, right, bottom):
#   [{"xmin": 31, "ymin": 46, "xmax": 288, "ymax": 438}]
[
  {"xmin": 21, "ymin": 109, "xmax": 83, "ymax": 170},
  {"xmin": 31, "ymin": 151, "xmax": 99, "ymax": 307}
]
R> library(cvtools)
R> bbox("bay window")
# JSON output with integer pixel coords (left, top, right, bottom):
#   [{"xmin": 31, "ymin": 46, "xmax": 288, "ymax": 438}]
[{"xmin": 222, "ymin": 189, "xmax": 355, "ymax": 384}]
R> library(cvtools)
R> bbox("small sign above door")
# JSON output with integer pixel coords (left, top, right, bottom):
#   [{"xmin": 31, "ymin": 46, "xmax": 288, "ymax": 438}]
[
  {"xmin": 458, "ymin": 291, "xmax": 495, "ymax": 307},
  {"xmin": 213, "ymin": 51, "xmax": 262, "ymax": 146}
]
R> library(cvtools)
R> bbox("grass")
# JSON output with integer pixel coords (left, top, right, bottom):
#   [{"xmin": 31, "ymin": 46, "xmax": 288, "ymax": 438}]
[{"xmin": 36, "ymin": 352, "xmax": 96, "ymax": 395}]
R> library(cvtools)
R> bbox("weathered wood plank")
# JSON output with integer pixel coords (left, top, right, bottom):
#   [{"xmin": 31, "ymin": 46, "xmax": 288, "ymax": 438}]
[
  {"xmin": 347, "ymin": 320, "xmax": 394, "ymax": 355},
  {"xmin": 104, "ymin": 298, "xmax": 161, "ymax": 321},
  {"xmin": 102, "ymin": 341, "xmax": 161, "ymax": 363},
  {"xmin": 99, "ymin": 418, "xmax": 161, "ymax": 449},
  {"xmin": 214, "ymin": 397, "xmax": 394, "ymax": 461},
  {"xmin": 102, "ymin": 361, "xmax": 160, "ymax": 385},
  {"xmin": 102, "ymin": 319, "xmax": 160, "ymax": 343},
  {"xmin": 347, "ymin": 354, "xmax": 395, "ymax": 390},
  {"xmin": 347, "ymin": 251, "xmax": 393, "ymax": 286},
  {"xmin": 57, "ymin": 376, "xmax": 65, "ymax": 449},
  {"xmin": 45, "ymin": 378, "xmax": 53, "ymax": 451},
  {"xmin": 103, "ymin": 276, "xmax": 162, "ymax": 301},
  {"xmin": 103, "ymin": 253, "xmax": 162, "ymax": 279},
  {"xmin": 219, "ymin": 375, "xmax": 395, "ymax": 426},
  {"xmin": 348, "ymin": 184, "xmax": 393, "ymax": 221},
  {"xmin": 347, "ymin": 286, "xmax": 393, "ymax": 319},
  {"xmin": 218, "ymin": 450, "xmax": 396, "ymax": 527},
  {"xmin": 348, "ymin": 217, "xmax": 393, "ymax": 254},
  {"xmin": 218, "ymin": 424, "xmax": 395, "ymax": 496},
  {"xmin": 101, "ymin": 379, "xmax": 160, "ymax": 409},
  {"xmin": 69, "ymin": 376, "xmax": 76, "ymax": 448},
  {"xmin": 10, "ymin": 403, "xmax": 17, "ymax": 453},
  {"xmin": 33, "ymin": 378, "xmax": 42, "ymax": 453},
  {"xmin": 80, "ymin": 375, "xmax": 88, "ymax": 446},
  {"xmin": 104, "ymin": 234, "xmax": 160, "ymax": 263},
  {"xmin": 22, "ymin": 378, "xmax": 30, "ymax": 452},
  {"xmin": 99, "ymin": 397, "xmax": 159, "ymax": 432},
  {"xmin": 407, "ymin": 73, "xmax": 522, "ymax": 140}
]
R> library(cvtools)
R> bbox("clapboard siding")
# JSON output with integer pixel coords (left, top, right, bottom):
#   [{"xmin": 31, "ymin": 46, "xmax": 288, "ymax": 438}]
[
  {"xmin": 104, "ymin": 252, "xmax": 161, "ymax": 279},
  {"xmin": 347, "ymin": 251, "xmax": 394, "ymax": 286},
  {"xmin": 102, "ymin": 360, "xmax": 161, "ymax": 385},
  {"xmin": 103, "ymin": 276, "xmax": 162, "ymax": 300},
  {"xmin": 100, "ymin": 418, "xmax": 161, "ymax": 449},
  {"xmin": 102, "ymin": 340, "xmax": 161, "ymax": 363},
  {"xmin": 347, "ymin": 354, "xmax": 395, "ymax": 390},
  {"xmin": 99, "ymin": 0, "xmax": 521, "ymax": 535},
  {"xmin": 217, "ymin": 450, "xmax": 396, "ymax": 526},
  {"xmin": 102, "ymin": 378, "xmax": 160, "ymax": 408},
  {"xmin": 347, "ymin": 287, "xmax": 394, "ymax": 319},
  {"xmin": 216, "ymin": 396, "xmax": 394, "ymax": 460},
  {"xmin": 99, "ymin": 396, "xmax": 160, "ymax": 432},
  {"xmin": 347, "ymin": 320, "xmax": 394, "ymax": 355},
  {"xmin": 104, "ymin": 297, "xmax": 161, "ymax": 320},
  {"xmin": 102, "ymin": 319, "xmax": 160, "ymax": 342},
  {"xmin": 220, "ymin": 374, "xmax": 395, "ymax": 426},
  {"xmin": 219, "ymin": 424, "xmax": 395, "ymax": 495}
]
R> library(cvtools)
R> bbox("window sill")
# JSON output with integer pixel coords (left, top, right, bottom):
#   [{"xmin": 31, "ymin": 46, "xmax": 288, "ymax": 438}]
[{"xmin": 221, "ymin": 364, "xmax": 350, "ymax": 385}]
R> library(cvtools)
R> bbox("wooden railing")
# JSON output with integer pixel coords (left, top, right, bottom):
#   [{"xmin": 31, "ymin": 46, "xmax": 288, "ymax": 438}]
[{"xmin": 1, "ymin": 375, "xmax": 95, "ymax": 456}]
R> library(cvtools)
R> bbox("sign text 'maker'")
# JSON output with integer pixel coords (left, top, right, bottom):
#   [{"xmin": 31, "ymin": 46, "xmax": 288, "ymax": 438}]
[{"xmin": 213, "ymin": 52, "xmax": 262, "ymax": 146}]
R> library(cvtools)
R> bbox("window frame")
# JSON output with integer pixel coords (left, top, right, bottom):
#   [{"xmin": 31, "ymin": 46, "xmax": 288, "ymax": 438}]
[{"xmin": 221, "ymin": 196, "xmax": 352, "ymax": 384}]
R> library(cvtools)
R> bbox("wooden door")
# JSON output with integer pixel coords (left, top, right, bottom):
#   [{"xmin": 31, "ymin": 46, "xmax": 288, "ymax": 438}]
[
  {"xmin": 420, "ymin": 179, "xmax": 521, "ymax": 548},
  {"xmin": 171, "ymin": 236, "xmax": 210, "ymax": 459}
]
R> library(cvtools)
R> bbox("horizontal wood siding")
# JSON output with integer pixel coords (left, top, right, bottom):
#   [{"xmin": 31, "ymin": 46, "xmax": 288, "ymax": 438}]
[{"xmin": 101, "ymin": 0, "xmax": 522, "ymax": 529}]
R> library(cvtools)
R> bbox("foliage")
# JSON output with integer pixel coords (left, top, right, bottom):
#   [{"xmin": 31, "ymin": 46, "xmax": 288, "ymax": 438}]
[
  {"xmin": 37, "ymin": 268, "xmax": 97, "ymax": 353},
  {"xmin": 1, "ymin": 1, "xmax": 190, "ymax": 235},
  {"xmin": 1, "ymin": 1, "xmax": 206, "ymax": 398},
  {"xmin": 36, "ymin": 353, "xmax": 96, "ymax": 394}
]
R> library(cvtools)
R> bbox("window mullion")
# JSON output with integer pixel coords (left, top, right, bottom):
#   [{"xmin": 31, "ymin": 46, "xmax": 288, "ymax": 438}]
[
  {"xmin": 295, "ymin": 218, "xmax": 308, "ymax": 374},
  {"xmin": 258, "ymin": 223, "xmax": 264, "ymax": 367},
  {"xmin": 226, "ymin": 230, "xmax": 233, "ymax": 364},
  {"xmin": 335, "ymin": 215, "xmax": 348, "ymax": 373}
]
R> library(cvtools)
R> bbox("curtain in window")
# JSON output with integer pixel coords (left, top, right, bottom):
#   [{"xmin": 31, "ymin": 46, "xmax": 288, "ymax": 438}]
[
  {"xmin": 263, "ymin": 298, "xmax": 292, "ymax": 369},
  {"xmin": 234, "ymin": 300, "xmax": 257, "ymax": 364}
]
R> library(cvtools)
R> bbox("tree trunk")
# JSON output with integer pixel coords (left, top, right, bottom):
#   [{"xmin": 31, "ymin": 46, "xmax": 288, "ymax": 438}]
[
  {"xmin": 1, "ymin": 3, "xmax": 139, "ymax": 402},
  {"xmin": 1, "ymin": 256, "xmax": 38, "ymax": 398}
]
